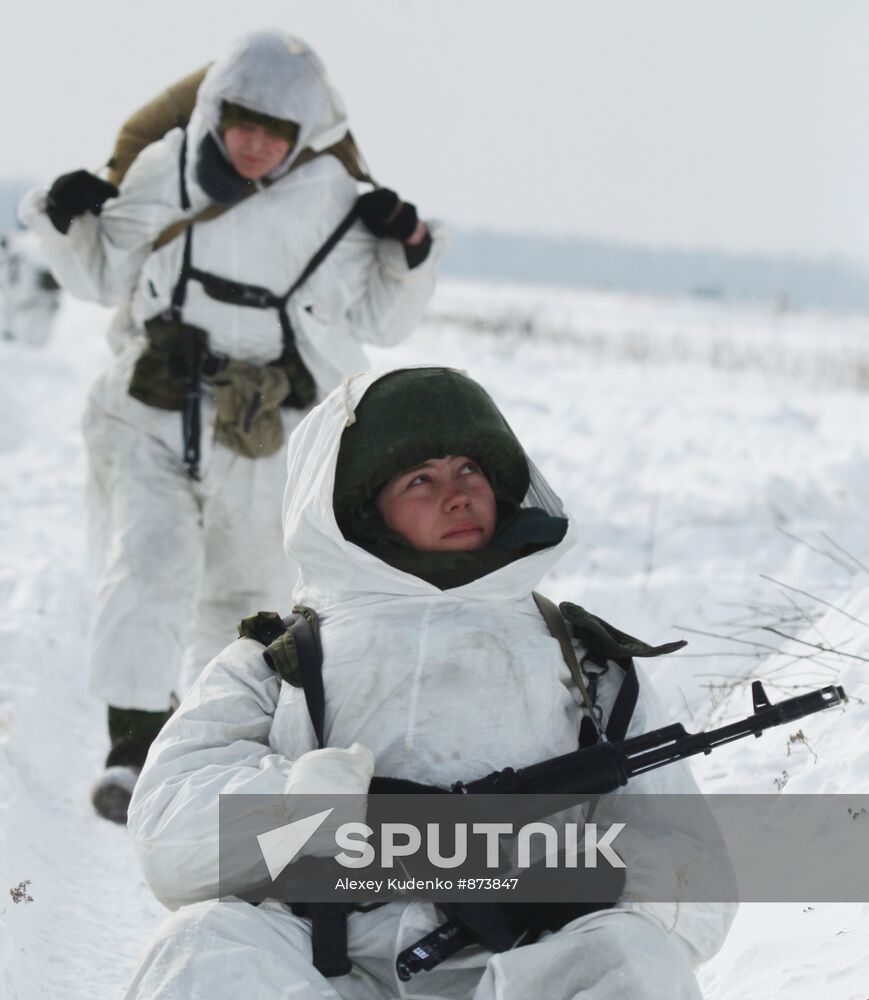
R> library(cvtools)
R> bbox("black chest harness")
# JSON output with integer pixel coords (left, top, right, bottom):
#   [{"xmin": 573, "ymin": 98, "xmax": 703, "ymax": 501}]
[{"xmin": 152, "ymin": 133, "xmax": 361, "ymax": 477}]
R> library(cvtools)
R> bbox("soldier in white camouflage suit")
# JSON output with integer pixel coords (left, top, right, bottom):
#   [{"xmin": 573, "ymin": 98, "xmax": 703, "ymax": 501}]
[
  {"xmin": 125, "ymin": 367, "xmax": 735, "ymax": 999},
  {"xmin": 19, "ymin": 31, "xmax": 446, "ymax": 820}
]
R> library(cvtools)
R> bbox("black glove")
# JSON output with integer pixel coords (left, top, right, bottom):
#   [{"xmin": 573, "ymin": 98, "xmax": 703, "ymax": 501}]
[
  {"xmin": 46, "ymin": 170, "xmax": 119, "ymax": 234},
  {"xmin": 356, "ymin": 188, "xmax": 418, "ymax": 241}
]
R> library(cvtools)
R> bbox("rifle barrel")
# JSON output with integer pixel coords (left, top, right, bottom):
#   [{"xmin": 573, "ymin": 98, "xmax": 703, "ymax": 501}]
[{"xmin": 625, "ymin": 684, "xmax": 846, "ymax": 777}]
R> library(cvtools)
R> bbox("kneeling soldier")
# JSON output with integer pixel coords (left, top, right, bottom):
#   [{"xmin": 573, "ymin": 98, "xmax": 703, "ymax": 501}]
[{"xmin": 126, "ymin": 367, "xmax": 734, "ymax": 999}]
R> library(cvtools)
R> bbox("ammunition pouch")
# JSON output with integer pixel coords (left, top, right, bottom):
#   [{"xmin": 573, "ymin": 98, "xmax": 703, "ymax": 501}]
[
  {"xmin": 129, "ymin": 317, "xmax": 209, "ymax": 412},
  {"xmin": 128, "ymin": 317, "xmax": 318, "ymax": 462},
  {"xmin": 136, "ymin": 131, "xmax": 359, "ymax": 476},
  {"xmin": 211, "ymin": 359, "xmax": 289, "ymax": 460}
]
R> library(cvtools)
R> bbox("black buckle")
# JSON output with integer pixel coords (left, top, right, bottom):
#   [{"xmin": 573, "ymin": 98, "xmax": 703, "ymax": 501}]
[
  {"xmin": 199, "ymin": 272, "xmax": 277, "ymax": 310},
  {"xmin": 396, "ymin": 922, "xmax": 474, "ymax": 981}
]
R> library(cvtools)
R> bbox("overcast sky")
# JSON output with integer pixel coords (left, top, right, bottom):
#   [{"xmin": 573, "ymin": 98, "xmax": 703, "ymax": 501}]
[{"xmin": 4, "ymin": 0, "xmax": 868, "ymax": 266}]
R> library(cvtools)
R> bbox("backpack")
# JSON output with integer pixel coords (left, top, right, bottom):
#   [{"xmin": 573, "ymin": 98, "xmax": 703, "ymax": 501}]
[{"xmin": 105, "ymin": 64, "xmax": 373, "ymax": 189}]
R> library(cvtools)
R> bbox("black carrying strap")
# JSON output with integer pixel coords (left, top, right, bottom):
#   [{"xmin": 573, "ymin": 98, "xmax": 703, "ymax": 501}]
[
  {"xmin": 168, "ymin": 128, "xmax": 364, "ymax": 323},
  {"xmin": 187, "ymin": 201, "xmax": 361, "ymax": 411},
  {"xmin": 255, "ymin": 607, "xmax": 326, "ymax": 748},
  {"xmin": 285, "ymin": 610, "xmax": 326, "ymax": 749},
  {"xmin": 265, "ymin": 608, "xmax": 346, "ymax": 977},
  {"xmin": 184, "ymin": 202, "xmax": 361, "ymax": 316},
  {"xmin": 605, "ymin": 657, "xmax": 639, "ymax": 743},
  {"xmin": 241, "ymin": 607, "xmax": 325, "ymax": 746},
  {"xmin": 168, "ymin": 133, "xmax": 202, "ymax": 476},
  {"xmin": 282, "ymin": 204, "xmax": 362, "ymax": 303},
  {"xmin": 168, "ymin": 132, "xmax": 193, "ymax": 316}
]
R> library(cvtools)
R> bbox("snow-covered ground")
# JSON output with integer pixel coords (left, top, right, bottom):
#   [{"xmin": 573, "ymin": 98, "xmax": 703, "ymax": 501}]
[{"xmin": 1, "ymin": 280, "xmax": 867, "ymax": 998}]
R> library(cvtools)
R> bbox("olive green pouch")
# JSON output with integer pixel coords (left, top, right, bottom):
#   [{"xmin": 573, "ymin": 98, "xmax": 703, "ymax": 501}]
[
  {"xmin": 211, "ymin": 359, "xmax": 289, "ymax": 459},
  {"xmin": 129, "ymin": 317, "xmax": 209, "ymax": 411}
]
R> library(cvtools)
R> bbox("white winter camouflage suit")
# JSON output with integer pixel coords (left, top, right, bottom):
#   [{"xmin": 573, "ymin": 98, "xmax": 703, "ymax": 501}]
[
  {"xmin": 18, "ymin": 32, "xmax": 444, "ymax": 711},
  {"xmin": 125, "ymin": 369, "xmax": 735, "ymax": 999},
  {"xmin": 0, "ymin": 228, "xmax": 61, "ymax": 345}
]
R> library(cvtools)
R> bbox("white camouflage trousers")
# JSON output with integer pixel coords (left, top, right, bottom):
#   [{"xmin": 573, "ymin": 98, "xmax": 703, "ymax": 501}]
[
  {"xmin": 125, "ymin": 899, "xmax": 704, "ymax": 1000},
  {"xmin": 82, "ymin": 378, "xmax": 298, "ymax": 712}
]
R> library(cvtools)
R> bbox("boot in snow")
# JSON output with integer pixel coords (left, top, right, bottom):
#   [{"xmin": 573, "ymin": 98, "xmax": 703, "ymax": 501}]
[
  {"xmin": 91, "ymin": 706, "xmax": 172, "ymax": 823},
  {"xmin": 91, "ymin": 764, "xmax": 141, "ymax": 824}
]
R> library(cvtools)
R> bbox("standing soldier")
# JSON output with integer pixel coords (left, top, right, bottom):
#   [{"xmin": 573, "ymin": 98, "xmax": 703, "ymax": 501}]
[{"xmin": 18, "ymin": 30, "xmax": 446, "ymax": 821}]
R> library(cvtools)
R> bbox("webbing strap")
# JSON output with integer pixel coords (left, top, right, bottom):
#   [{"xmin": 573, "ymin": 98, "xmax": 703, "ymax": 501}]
[
  {"xmin": 179, "ymin": 201, "xmax": 361, "ymax": 312},
  {"xmin": 532, "ymin": 592, "xmax": 640, "ymax": 744},
  {"xmin": 153, "ymin": 129, "xmax": 256, "ymax": 250},
  {"xmin": 286, "ymin": 611, "xmax": 326, "ymax": 750},
  {"xmin": 532, "ymin": 592, "xmax": 599, "ymax": 726},
  {"xmin": 179, "ymin": 131, "xmax": 191, "ymax": 211},
  {"xmin": 158, "ymin": 132, "xmax": 362, "ymax": 475},
  {"xmin": 604, "ymin": 659, "xmax": 639, "ymax": 743},
  {"xmin": 281, "ymin": 203, "xmax": 361, "ymax": 304},
  {"xmin": 167, "ymin": 132, "xmax": 193, "ymax": 317},
  {"xmin": 272, "ymin": 594, "xmax": 638, "ymax": 754},
  {"xmin": 162, "ymin": 131, "xmax": 363, "ymax": 321},
  {"xmin": 532, "ymin": 591, "xmax": 606, "ymax": 825},
  {"xmin": 152, "ymin": 193, "xmax": 257, "ymax": 251}
]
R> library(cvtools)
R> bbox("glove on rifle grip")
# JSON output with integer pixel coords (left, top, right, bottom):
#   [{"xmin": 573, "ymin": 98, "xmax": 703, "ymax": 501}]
[
  {"xmin": 357, "ymin": 188, "xmax": 418, "ymax": 242},
  {"xmin": 46, "ymin": 170, "xmax": 119, "ymax": 234}
]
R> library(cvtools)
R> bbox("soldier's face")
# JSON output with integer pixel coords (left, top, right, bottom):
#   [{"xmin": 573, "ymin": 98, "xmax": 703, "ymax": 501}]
[
  {"xmin": 376, "ymin": 455, "xmax": 497, "ymax": 552},
  {"xmin": 223, "ymin": 124, "xmax": 291, "ymax": 179}
]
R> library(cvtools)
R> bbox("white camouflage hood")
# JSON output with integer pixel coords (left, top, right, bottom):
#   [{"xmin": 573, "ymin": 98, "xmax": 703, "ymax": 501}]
[
  {"xmin": 282, "ymin": 367, "xmax": 578, "ymax": 608},
  {"xmin": 187, "ymin": 30, "xmax": 349, "ymax": 180}
]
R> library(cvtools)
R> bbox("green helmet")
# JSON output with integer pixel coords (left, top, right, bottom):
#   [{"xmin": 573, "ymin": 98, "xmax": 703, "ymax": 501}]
[{"xmin": 334, "ymin": 368, "xmax": 530, "ymax": 541}]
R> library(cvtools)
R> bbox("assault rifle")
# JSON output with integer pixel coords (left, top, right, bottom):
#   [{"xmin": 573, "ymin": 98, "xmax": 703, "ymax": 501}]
[
  {"xmin": 308, "ymin": 681, "xmax": 847, "ymax": 978},
  {"xmin": 454, "ymin": 679, "xmax": 845, "ymax": 796},
  {"xmin": 391, "ymin": 680, "xmax": 847, "ymax": 977}
]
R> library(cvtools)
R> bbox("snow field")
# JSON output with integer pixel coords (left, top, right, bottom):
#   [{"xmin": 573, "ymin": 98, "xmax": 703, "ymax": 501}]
[
  {"xmin": 1, "ymin": 280, "xmax": 868, "ymax": 998},
  {"xmin": 0, "ymin": 301, "xmax": 165, "ymax": 999}
]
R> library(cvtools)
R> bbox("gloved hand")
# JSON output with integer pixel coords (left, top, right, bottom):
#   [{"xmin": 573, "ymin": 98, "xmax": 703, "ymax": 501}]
[
  {"xmin": 357, "ymin": 188, "xmax": 419, "ymax": 242},
  {"xmin": 46, "ymin": 170, "xmax": 119, "ymax": 234},
  {"xmin": 284, "ymin": 743, "xmax": 375, "ymax": 858}
]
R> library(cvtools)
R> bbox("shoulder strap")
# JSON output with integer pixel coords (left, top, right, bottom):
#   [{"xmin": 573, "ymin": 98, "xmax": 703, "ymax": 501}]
[
  {"xmin": 152, "ymin": 130, "xmax": 257, "ymax": 252},
  {"xmin": 532, "ymin": 592, "xmax": 597, "ymax": 723},
  {"xmin": 152, "ymin": 135, "xmax": 364, "ymax": 254},
  {"xmin": 238, "ymin": 606, "xmax": 326, "ymax": 749},
  {"xmin": 162, "ymin": 132, "xmax": 194, "ymax": 316},
  {"xmin": 250, "ymin": 594, "xmax": 644, "ymax": 755},
  {"xmin": 152, "ymin": 196, "xmax": 256, "ymax": 252},
  {"xmin": 532, "ymin": 592, "xmax": 642, "ymax": 743},
  {"xmin": 603, "ymin": 662, "xmax": 639, "ymax": 743},
  {"xmin": 285, "ymin": 608, "xmax": 325, "ymax": 749},
  {"xmin": 281, "ymin": 201, "xmax": 362, "ymax": 304}
]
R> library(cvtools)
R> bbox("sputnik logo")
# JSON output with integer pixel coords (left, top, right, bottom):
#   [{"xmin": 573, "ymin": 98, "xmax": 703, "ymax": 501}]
[{"xmin": 257, "ymin": 808, "xmax": 334, "ymax": 880}]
